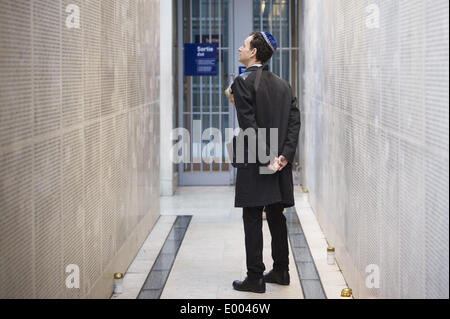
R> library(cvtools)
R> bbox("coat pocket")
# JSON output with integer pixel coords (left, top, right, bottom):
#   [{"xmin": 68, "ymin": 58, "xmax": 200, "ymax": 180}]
[
  {"xmin": 235, "ymin": 166, "xmax": 252, "ymax": 197},
  {"xmin": 227, "ymin": 135, "xmax": 251, "ymax": 168}
]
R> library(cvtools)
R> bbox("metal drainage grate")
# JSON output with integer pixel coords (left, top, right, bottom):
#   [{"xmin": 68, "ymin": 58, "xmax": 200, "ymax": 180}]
[
  {"xmin": 285, "ymin": 207, "xmax": 327, "ymax": 299},
  {"xmin": 137, "ymin": 215, "xmax": 192, "ymax": 299}
]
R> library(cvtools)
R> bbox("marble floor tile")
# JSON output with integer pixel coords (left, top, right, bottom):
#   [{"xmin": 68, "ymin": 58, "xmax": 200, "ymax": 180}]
[
  {"xmin": 113, "ymin": 185, "xmax": 349, "ymax": 300},
  {"xmin": 161, "ymin": 194, "xmax": 304, "ymax": 299},
  {"xmin": 111, "ymin": 216, "xmax": 176, "ymax": 299}
]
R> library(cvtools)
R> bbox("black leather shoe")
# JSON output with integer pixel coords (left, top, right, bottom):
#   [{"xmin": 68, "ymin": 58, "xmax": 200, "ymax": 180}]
[
  {"xmin": 263, "ymin": 269, "xmax": 290, "ymax": 285},
  {"xmin": 232, "ymin": 277, "xmax": 266, "ymax": 293}
]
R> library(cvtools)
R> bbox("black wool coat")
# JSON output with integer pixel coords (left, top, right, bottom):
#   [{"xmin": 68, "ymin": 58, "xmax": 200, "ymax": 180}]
[{"xmin": 230, "ymin": 64, "xmax": 301, "ymax": 208}]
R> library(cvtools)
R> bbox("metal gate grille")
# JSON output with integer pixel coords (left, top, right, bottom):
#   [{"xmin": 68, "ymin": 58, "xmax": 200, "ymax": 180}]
[
  {"xmin": 179, "ymin": 0, "xmax": 233, "ymax": 185},
  {"xmin": 178, "ymin": 0, "xmax": 301, "ymax": 185}
]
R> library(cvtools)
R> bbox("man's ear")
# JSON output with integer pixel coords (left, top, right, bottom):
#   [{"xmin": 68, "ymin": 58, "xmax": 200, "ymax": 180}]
[{"xmin": 250, "ymin": 47, "xmax": 257, "ymax": 59}]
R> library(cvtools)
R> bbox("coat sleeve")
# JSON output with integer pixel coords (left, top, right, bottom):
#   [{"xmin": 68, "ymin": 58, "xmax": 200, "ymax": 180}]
[
  {"xmin": 231, "ymin": 76, "xmax": 256, "ymax": 131},
  {"xmin": 281, "ymin": 93, "xmax": 301, "ymax": 164},
  {"xmin": 231, "ymin": 76, "xmax": 277, "ymax": 165}
]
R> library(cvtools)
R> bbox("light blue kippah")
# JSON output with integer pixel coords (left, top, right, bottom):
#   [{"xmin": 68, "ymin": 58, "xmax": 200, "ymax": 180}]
[{"xmin": 260, "ymin": 31, "xmax": 277, "ymax": 52}]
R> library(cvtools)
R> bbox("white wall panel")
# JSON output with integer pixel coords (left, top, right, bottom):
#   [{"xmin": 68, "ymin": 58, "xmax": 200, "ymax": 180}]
[
  {"xmin": 301, "ymin": 0, "xmax": 449, "ymax": 298},
  {"xmin": 0, "ymin": 0, "xmax": 160, "ymax": 298}
]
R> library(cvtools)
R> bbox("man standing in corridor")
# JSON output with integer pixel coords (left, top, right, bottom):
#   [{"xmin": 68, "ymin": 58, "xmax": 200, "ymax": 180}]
[{"xmin": 228, "ymin": 31, "xmax": 301, "ymax": 293}]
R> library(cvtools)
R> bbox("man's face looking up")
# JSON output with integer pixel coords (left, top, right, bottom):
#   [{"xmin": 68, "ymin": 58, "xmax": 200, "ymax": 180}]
[{"xmin": 238, "ymin": 35, "xmax": 257, "ymax": 67}]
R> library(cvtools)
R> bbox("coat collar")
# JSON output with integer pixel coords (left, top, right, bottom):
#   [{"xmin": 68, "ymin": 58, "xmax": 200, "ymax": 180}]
[{"xmin": 245, "ymin": 63, "xmax": 269, "ymax": 73}]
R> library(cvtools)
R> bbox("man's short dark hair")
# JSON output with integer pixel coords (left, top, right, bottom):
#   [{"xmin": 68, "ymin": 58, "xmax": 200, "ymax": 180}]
[{"xmin": 249, "ymin": 32, "xmax": 274, "ymax": 64}]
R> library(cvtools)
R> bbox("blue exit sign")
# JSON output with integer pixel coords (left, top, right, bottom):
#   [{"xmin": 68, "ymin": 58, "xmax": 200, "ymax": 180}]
[{"xmin": 184, "ymin": 43, "xmax": 218, "ymax": 76}]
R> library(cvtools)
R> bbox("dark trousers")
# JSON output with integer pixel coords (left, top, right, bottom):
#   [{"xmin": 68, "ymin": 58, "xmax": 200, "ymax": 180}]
[{"xmin": 242, "ymin": 202, "xmax": 289, "ymax": 279}]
